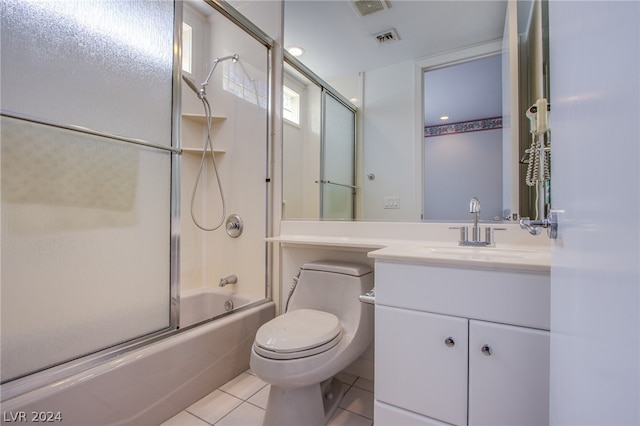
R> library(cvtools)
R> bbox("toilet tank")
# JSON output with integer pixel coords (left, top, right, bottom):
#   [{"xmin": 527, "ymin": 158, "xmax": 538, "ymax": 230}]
[{"xmin": 288, "ymin": 261, "xmax": 373, "ymax": 330}]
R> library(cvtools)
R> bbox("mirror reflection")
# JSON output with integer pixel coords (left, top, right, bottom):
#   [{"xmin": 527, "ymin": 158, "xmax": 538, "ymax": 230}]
[
  {"xmin": 283, "ymin": 60, "xmax": 358, "ymax": 220},
  {"xmin": 423, "ymin": 54, "xmax": 503, "ymax": 221},
  {"xmin": 282, "ymin": 0, "xmax": 548, "ymax": 222}
]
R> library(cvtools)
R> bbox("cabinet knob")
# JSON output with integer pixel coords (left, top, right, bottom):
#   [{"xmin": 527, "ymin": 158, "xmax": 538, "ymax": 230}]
[
  {"xmin": 444, "ymin": 337, "xmax": 455, "ymax": 347},
  {"xmin": 481, "ymin": 344, "xmax": 492, "ymax": 356}
]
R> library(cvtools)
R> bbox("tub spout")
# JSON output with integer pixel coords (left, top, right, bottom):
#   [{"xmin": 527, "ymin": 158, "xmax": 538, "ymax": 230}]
[{"xmin": 219, "ymin": 275, "xmax": 237, "ymax": 287}]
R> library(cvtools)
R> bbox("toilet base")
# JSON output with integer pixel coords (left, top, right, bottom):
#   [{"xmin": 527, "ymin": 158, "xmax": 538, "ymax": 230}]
[{"xmin": 263, "ymin": 377, "xmax": 344, "ymax": 426}]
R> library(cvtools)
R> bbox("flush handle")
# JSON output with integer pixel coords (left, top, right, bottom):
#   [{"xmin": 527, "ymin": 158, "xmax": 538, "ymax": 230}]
[
  {"xmin": 358, "ymin": 288, "xmax": 376, "ymax": 305},
  {"xmin": 481, "ymin": 344, "xmax": 492, "ymax": 356},
  {"xmin": 444, "ymin": 337, "xmax": 455, "ymax": 348}
]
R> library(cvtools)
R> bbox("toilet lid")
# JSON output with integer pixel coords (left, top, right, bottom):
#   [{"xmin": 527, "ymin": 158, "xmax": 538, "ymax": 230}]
[{"xmin": 254, "ymin": 309, "xmax": 342, "ymax": 354}]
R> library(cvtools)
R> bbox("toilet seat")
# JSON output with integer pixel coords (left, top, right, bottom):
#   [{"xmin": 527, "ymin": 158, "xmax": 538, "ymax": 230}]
[{"xmin": 254, "ymin": 309, "xmax": 343, "ymax": 360}]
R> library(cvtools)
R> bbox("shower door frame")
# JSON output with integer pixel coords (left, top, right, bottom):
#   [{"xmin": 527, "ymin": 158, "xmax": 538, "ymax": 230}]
[
  {"xmin": 200, "ymin": 0, "xmax": 275, "ymax": 303},
  {"xmin": 320, "ymin": 89, "xmax": 357, "ymax": 220},
  {"xmin": 1, "ymin": 0, "xmax": 274, "ymax": 400},
  {"xmin": 0, "ymin": 0, "xmax": 182, "ymax": 394}
]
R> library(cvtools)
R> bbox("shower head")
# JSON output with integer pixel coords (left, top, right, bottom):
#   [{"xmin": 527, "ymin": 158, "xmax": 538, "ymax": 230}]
[
  {"xmin": 182, "ymin": 75, "xmax": 200, "ymax": 95},
  {"xmin": 181, "ymin": 54, "xmax": 239, "ymax": 100},
  {"xmin": 200, "ymin": 54, "xmax": 239, "ymax": 95}
]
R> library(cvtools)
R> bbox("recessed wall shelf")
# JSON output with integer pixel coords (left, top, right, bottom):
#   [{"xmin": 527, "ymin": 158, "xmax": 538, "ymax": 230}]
[
  {"xmin": 182, "ymin": 114, "xmax": 226, "ymax": 124},
  {"xmin": 181, "ymin": 113, "xmax": 227, "ymax": 154},
  {"xmin": 181, "ymin": 147, "xmax": 226, "ymax": 154}
]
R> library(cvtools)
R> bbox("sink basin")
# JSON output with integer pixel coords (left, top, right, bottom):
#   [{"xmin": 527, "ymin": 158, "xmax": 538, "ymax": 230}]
[
  {"xmin": 368, "ymin": 243, "xmax": 551, "ymax": 272},
  {"xmin": 418, "ymin": 246, "xmax": 550, "ymax": 260}
]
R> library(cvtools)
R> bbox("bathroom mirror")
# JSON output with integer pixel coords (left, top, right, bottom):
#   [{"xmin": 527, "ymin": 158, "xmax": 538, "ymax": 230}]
[{"xmin": 282, "ymin": 0, "xmax": 549, "ymax": 222}]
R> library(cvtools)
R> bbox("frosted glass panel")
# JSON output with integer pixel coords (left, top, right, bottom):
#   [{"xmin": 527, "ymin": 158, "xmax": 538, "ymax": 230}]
[
  {"xmin": 0, "ymin": 0, "xmax": 174, "ymax": 147},
  {"xmin": 0, "ymin": 0, "xmax": 175, "ymax": 382},
  {"xmin": 1, "ymin": 117, "xmax": 171, "ymax": 382},
  {"xmin": 322, "ymin": 93, "xmax": 355, "ymax": 219}
]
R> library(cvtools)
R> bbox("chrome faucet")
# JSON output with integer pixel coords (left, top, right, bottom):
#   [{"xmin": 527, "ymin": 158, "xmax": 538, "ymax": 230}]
[
  {"xmin": 469, "ymin": 196, "xmax": 481, "ymax": 242},
  {"xmin": 450, "ymin": 196, "xmax": 505, "ymax": 247},
  {"xmin": 219, "ymin": 275, "xmax": 237, "ymax": 287}
]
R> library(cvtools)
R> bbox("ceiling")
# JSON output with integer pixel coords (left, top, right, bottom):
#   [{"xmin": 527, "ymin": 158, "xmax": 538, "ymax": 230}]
[
  {"xmin": 282, "ymin": 0, "xmax": 509, "ymax": 125},
  {"xmin": 225, "ymin": 1, "xmax": 512, "ymax": 125},
  {"xmin": 282, "ymin": 0, "xmax": 508, "ymax": 82}
]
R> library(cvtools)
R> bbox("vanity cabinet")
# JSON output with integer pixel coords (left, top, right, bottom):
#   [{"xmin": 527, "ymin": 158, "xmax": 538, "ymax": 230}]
[
  {"xmin": 376, "ymin": 306, "xmax": 469, "ymax": 425},
  {"xmin": 468, "ymin": 320, "xmax": 549, "ymax": 425},
  {"xmin": 373, "ymin": 260, "xmax": 550, "ymax": 426}
]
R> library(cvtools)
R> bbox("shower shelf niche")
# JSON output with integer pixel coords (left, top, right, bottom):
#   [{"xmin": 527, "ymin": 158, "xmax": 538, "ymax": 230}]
[
  {"xmin": 182, "ymin": 113, "xmax": 226, "ymax": 124},
  {"xmin": 181, "ymin": 113, "xmax": 227, "ymax": 154},
  {"xmin": 181, "ymin": 147, "xmax": 226, "ymax": 154}
]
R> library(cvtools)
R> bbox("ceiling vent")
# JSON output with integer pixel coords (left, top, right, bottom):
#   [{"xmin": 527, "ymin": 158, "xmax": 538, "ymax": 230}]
[
  {"xmin": 351, "ymin": 0, "xmax": 390, "ymax": 17},
  {"xmin": 373, "ymin": 28, "xmax": 400, "ymax": 45}
]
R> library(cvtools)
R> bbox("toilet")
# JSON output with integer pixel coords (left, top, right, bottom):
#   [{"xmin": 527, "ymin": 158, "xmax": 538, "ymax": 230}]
[{"xmin": 250, "ymin": 260, "xmax": 374, "ymax": 426}]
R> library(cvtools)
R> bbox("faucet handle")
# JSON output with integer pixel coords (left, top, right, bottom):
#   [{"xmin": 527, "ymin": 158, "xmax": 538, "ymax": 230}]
[
  {"xmin": 449, "ymin": 226, "xmax": 468, "ymax": 245},
  {"xmin": 485, "ymin": 227, "xmax": 506, "ymax": 246}
]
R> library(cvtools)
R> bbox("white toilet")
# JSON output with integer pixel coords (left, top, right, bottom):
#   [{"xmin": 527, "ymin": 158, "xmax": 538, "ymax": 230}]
[{"xmin": 250, "ymin": 260, "xmax": 374, "ymax": 426}]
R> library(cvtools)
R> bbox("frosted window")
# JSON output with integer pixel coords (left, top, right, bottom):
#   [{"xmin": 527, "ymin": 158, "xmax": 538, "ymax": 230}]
[
  {"xmin": 283, "ymin": 86, "xmax": 301, "ymax": 125},
  {"xmin": 183, "ymin": 22, "xmax": 193, "ymax": 74}
]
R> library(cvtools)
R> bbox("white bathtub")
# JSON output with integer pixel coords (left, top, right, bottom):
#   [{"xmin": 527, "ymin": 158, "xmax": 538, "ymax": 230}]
[
  {"xmin": 0, "ymin": 297, "xmax": 274, "ymax": 425},
  {"xmin": 180, "ymin": 287, "xmax": 254, "ymax": 328}
]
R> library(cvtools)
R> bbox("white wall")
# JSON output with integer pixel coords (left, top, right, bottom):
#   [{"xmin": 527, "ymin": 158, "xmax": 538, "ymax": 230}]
[
  {"xmin": 230, "ymin": 0, "xmax": 282, "ymax": 41},
  {"xmin": 549, "ymin": 1, "xmax": 640, "ymax": 424},
  {"xmin": 179, "ymin": 3, "xmax": 272, "ymax": 303},
  {"xmin": 282, "ymin": 75, "xmax": 321, "ymax": 219},
  {"xmin": 282, "ymin": 76, "xmax": 304, "ymax": 219},
  {"xmin": 360, "ymin": 42, "xmax": 505, "ymax": 222},
  {"xmin": 424, "ymin": 129, "xmax": 503, "ymax": 221}
]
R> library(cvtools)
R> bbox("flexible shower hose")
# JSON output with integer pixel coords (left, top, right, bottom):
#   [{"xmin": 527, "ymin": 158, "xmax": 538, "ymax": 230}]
[{"xmin": 189, "ymin": 95, "xmax": 226, "ymax": 231}]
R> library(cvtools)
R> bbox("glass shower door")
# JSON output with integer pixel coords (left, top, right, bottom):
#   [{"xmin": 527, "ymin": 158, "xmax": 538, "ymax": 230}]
[
  {"xmin": 0, "ymin": 0, "xmax": 176, "ymax": 383},
  {"xmin": 321, "ymin": 91, "xmax": 356, "ymax": 220}
]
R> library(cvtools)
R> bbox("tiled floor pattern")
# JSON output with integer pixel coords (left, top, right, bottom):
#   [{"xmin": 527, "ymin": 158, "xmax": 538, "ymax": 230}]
[{"xmin": 160, "ymin": 370, "xmax": 374, "ymax": 426}]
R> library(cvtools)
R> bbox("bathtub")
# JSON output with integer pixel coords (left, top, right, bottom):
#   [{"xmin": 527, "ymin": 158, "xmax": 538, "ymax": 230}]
[
  {"xmin": 180, "ymin": 287, "xmax": 254, "ymax": 328},
  {"xmin": 0, "ymin": 295, "xmax": 274, "ymax": 426}
]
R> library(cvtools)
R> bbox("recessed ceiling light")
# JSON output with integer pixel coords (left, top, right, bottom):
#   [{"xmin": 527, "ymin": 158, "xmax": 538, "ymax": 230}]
[
  {"xmin": 440, "ymin": 116, "xmax": 450, "ymax": 121},
  {"xmin": 288, "ymin": 46, "xmax": 305, "ymax": 57}
]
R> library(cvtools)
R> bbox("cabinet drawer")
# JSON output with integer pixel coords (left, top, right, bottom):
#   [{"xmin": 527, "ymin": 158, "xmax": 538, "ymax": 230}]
[
  {"xmin": 375, "ymin": 305, "xmax": 468, "ymax": 426},
  {"xmin": 375, "ymin": 261, "xmax": 550, "ymax": 329}
]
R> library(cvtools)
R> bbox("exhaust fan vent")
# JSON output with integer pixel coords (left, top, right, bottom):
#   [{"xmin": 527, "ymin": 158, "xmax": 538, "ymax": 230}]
[
  {"xmin": 373, "ymin": 28, "xmax": 400, "ymax": 45},
  {"xmin": 351, "ymin": 0, "xmax": 389, "ymax": 17}
]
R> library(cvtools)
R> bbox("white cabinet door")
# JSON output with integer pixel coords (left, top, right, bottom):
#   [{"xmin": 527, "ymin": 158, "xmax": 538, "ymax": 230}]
[
  {"xmin": 376, "ymin": 305, "xmax": 469, "ymax": 426},
  {"xmin": 468, "ymin": 320, "xmax": 550, "ymax": 426}
]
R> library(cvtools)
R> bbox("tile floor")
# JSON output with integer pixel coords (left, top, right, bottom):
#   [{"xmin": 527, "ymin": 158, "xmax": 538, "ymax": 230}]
[{"xmin": 160, "ymin": 370, "xmax": 374, "ymax": 426}]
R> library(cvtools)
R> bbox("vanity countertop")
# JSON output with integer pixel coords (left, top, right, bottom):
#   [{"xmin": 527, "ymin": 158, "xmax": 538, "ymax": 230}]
[
  {"xmin": 268, "ymin": 221, "xmax": 551, "ymax": 273},
  {"xmin": 368, "ymin": 243, "xmax": 550, "ymax": 274},
  {"xmin": 266, "ymin": 234, "xmax": 392, "ymax": 249}
]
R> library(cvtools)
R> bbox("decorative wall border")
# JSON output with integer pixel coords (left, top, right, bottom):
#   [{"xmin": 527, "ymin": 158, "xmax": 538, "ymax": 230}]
[{"xmin": 424, "ymin": 116, "xmax": 502, "ymax": 137}]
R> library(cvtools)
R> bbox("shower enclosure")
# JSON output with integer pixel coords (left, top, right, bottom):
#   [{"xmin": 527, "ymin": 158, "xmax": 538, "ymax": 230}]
[
  {"xmin": 282, "ymin": 56, "xmax": 357, "ymax": 220},
  {"xmin": 179, "ymin": 0, "xmax": 270, "ymax": 305},
  {"xmin": 1, "ymin": 0, "xmax": 271, "ymax": 399}
]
